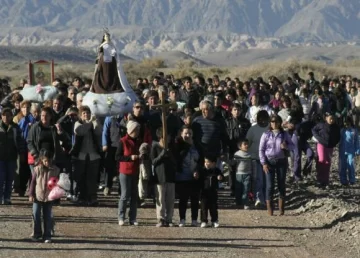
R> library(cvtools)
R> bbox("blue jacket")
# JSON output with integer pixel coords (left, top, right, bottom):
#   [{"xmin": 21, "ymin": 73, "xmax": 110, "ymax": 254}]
[
  {"xmin": 339, "ymin": 127, "xmax": 360, "ymax": 155},
  {"xmin": 102, "ymin": 115, "xmax": 123, "ymax": 148},
  {"xmin": 18, "ymin": 114, "xmax": 37, "ymax": 141}
]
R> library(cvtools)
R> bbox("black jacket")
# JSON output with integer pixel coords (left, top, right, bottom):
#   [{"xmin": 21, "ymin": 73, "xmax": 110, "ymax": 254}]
[
  {"xmin": 225, "ymin": 116, "xmax": 251, "ymax": 156},
  {"xmin": 150, "ymin": 142, "xmax": 177, "ymax": 184},
  {"xmin": 199, "ymin": 167, "xmax": 223, "ymax": 190},
  {"xmin": 312, "ymin": 122, "xmax": 341, "ymax": 148},
  {"xmin": 27, "ymin": 122, "xmax": 71, "ymax": 161},
  {"xmin": 179, "ymin": 88, "xmax": 200, "ymax": 110},
  {"xmin": 0, "ymin": 121, "xmax": 26, "ymax": 161}
]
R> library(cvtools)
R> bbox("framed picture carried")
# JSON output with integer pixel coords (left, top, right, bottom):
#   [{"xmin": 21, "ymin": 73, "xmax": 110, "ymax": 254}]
[{"xmin": 28, "ymin": 60, "xmax": 55, "ymax": 85}]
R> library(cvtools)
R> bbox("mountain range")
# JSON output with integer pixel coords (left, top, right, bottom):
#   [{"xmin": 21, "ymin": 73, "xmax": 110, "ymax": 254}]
[{"xmin": 0, "ymin": 0, "xmax": 359, "ymax": 61}]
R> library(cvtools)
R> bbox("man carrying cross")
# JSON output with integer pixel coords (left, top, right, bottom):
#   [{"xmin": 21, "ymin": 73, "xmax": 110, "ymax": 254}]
[{"xmin": 150, "ymin": 89, "xmax": 178, "ymax": 227}]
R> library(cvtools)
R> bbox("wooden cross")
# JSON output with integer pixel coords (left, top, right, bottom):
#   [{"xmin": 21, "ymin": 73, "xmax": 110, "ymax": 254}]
[{"xmin": 152, "ymin": 90, "xmax": 173, "ymax": 149}]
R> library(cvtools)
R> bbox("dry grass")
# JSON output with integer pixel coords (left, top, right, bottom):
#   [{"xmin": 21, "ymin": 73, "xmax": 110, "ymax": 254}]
[
  {"xmin": 229, "ymin": 59, "xmax": 341, "ymax": 81},
  {"xmin": 0, "ymin": 57, "xmax": 359, "ymax": 88}
]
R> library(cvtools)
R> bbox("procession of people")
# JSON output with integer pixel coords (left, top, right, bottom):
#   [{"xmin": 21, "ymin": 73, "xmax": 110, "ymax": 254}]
[{"xmin": 1, "ymin": 70, "xmax": 359, "ymax": 243}]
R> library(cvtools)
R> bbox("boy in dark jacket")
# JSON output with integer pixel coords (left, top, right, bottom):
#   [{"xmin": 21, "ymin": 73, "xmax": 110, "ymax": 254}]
[
  {"xmin": 196, "ymin": 155, "xmax": 223, "ymax": 228},
  {"xmin": 150, "ymin": 127, "xmax": 177, "ymax": 227}
]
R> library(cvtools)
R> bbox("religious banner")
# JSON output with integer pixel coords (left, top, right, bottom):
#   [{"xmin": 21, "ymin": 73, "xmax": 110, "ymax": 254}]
[{"xmin": 28, "ymin": 60, "xmax": 55, "ymax": 86}]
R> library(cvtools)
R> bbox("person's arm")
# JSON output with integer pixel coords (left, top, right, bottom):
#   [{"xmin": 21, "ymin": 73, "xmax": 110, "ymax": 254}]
[
  {"xmin": 219, "ymin": 118, "xmax": 230, "ymax": 156},
  {"xmin": 355, "ymin": 129, "xmax": 360, "ymax": 155},
  {"xmin": 0, "ymin": 93, "xmax": 14, "ymax": 107},
  {"xmin": 29, "ymin": 169, "xmax": 37, "ymax": 198},
  {"xmin": 115, "ymin": 140, "xmax": 132, "ymax": 162},
  {"xmin": 284, "ymin": 132, "xmax": 295, "ymax": 151},
  {"xmin": 246, "ymin": 127, "xmax": 254, "ymax": 148},
  {"xmin": 93, "ymin": 119, "xmax": 103, "ymax": 136},
  {"xmin": 259, "ymin": 133, "xmax": 267, "ymax": 165},
  {"xmin": 15, "ymin": 125, "xmax": 26, "ymax": 155},
  {"xmin": 27, "ymin": 124, "xmax": 39, "ymax": 159},
  {"xmin": 102, "ymin": 117, "xmax": 111, "ymax": 148},
  {"xmin": 74, "ymin": 121, "xmax": 92, "ymax": 136},
  {"xmin": 151, "ymin": 144, "xmax": 166, "ymax": 166}
]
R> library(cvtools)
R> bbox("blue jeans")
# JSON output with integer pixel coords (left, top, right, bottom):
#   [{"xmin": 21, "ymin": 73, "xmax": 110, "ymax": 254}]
[
  {"xmin": 33, "ymin": 201, "xmax": 52, "ymax": 240},
  {"xmin": 118, "ymin": 173, "xmax": 138, "ymax": 222},
  {"xmin": 235, "ymin": 174, "xmax": 251, "ymax": 206},
  {"xmin": 265, "ymin": 158, "xmax": 287, "ymax": 201},
  {"xmin": 254, "ymin": 160, "xmax": 265, "ymax": 204},
  {"xmin": 339, "ymin": 153, "xmax": 356, "ymax": 185},
  {"xmin": 0, "ymin": 160, "xmax": 17, "ymax": 202}
]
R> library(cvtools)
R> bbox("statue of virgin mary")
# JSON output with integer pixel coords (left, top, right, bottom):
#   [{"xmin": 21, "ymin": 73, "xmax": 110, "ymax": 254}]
[{"xmin": 91, "ymin": 29, "xmax": 124, "ymax": 93}]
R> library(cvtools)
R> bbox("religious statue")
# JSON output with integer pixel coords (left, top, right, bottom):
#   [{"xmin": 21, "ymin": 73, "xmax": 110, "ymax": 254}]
[{"xmin": 91, "ymin": 29, "xmax": 123, "ymax": 93}]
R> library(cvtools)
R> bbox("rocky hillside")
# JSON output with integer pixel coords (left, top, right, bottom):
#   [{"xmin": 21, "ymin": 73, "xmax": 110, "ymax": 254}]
[{"xmin": 0, "ymin": 0, "xmax": 359, "ymax": 59}]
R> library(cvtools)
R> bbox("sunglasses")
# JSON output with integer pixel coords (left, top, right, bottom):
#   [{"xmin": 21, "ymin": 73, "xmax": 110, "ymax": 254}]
[
  {"xmin": 270, "ymin": 120, "xmax": 277, "ymax": 123},
  {"xmin": 134, "ymin": 106, "xmax": 143, "ymax": 109}
]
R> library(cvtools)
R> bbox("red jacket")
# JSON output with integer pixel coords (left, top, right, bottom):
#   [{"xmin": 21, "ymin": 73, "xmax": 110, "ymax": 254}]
[{"xmin": 118, "ymin": 134, "xmax": 140, "ymax": 175}]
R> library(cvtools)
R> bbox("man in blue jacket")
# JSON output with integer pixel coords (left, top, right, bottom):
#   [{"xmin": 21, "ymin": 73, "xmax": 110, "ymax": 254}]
[{"xmin": 102, "ymin": 114, "xmax": 123, "ymax": 196}]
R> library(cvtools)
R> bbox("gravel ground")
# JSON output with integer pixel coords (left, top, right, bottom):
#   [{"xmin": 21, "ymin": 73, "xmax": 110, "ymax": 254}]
[
  {"xmin": 1, "ymin": 182, "xmax": 359, "ymax": 258},
  {"xmin": 1, "ymin": 148, "xmax": 360, "ymax": 258}
]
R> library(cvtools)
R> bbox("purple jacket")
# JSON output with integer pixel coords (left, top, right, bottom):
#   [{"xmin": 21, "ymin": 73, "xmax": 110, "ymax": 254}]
[{"xmin": 259, "ymin": 130, "xmax": 294, "ymax": 165}]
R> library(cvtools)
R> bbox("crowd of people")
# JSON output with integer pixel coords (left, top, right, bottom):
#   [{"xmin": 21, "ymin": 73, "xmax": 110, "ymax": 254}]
[{"xmin": 0, "ymin": 71, "xmax": 359, "ymax": 243}]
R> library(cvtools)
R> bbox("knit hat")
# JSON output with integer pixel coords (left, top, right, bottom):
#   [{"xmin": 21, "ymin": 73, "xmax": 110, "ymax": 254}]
[{"xmin": 126, "ymin": 120, "xmax": 140, "ymax": 135}]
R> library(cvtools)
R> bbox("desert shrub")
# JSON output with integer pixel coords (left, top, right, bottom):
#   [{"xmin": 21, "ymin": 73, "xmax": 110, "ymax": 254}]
[
  {"xmin": 229, "ymin": 59, "xmax": 340, "ymax": 82},
  {"xmin": 334, "ymin": 59, "xmax": 360, "ymax": 68},
  {"xmin": 140, "ymin": 58, "xmax": 167, "ymax": 69},
  {"xmin": 175, "ymin": 60, "xmax": 196, "ymax": 69},
  {"xmin": 56, "ymin": 65, "xmax": 87, "ymax": 82}
]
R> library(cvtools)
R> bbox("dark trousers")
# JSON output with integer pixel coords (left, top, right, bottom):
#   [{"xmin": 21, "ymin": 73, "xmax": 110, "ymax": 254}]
[
  {"xmin": 235, "ymin": 174, "xmax": 251, "ymax": 206},
  {"xmin": 176, "ymin": 181, "xmax": 200, "ymax": 221},
  {"xmin": 200, "ymin": 189, "xmax": 218, "ymax": 223},
  {"xmin": 17, "ymin": 159, "xmax": 31, "ymax": 195},
  {"xmin": 0, "ymin": 160, "xmax": 16, "ymax": 202},
  {"xmin": 32, "ymin": 201, "xmax": 52, "ymax": 240},
  {"xmin": 104, "ymin": 147, "xmax": 117, "ymax": 189},
  {"xmin": 265, "ymin": 158, "xmax": 287, "ymax": 201},
  {"xmin": 74, "ymin": 157, "xmax": 100, "ymax": 202},
  {"xmin": 298, "ymin": 140, "xmax": 314, "ymax": 177}
]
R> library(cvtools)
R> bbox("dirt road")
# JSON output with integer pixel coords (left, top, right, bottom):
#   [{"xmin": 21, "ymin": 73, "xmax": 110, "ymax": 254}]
[{"xmin": 1, "ymin": 181, "xmax": 359, "ymax": 258}]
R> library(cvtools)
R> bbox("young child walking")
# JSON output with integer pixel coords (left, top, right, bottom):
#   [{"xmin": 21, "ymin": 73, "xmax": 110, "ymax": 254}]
[
  {"xmin": 151, "ymin": 127, "xmax": 177, "ymax": 227},
  {"xmin": 116, "ymin": 120, "xmax": 141, "ymax": 226},
  {"xmin": 197, "ymin": 156, "xmax": 223, "ymax": 228},
  {"xmin": 233, "ymin": 139, "xmax": 252, "ymax": 210},
  {"xmin": 29, "ymin": 149, "xmax": 60, "ymax": 243},
  {"xmin": 339, "ymin": 116, "xmax": 360, "ymax": 186}
]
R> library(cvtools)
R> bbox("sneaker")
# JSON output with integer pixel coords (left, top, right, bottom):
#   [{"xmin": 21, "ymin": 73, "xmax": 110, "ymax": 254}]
[
  {"xmin": 118, "ymin": 220, "xmax": 125, "ymax": 226},
  {"xmin": 191, "ymin": 220, "xmax": 198, "ymax": 227},
  {"xmin": 103, "ymin": 187, "xmax": 110, "ymax": 196},
  {"xmin": 44, "ymin": 239, "xmax": 52, "ymax": 243},
  {"xmin": 130, "ymin": 221, "xmax": 139, "ymax": 226},
  {"xmin": 213, "ymin": 222, "xmax": 220, "ymax": 228},
  {"xmin": 66, "ymin": 194, "xmax": 78, "ymax": 202},
  {"xmin": 255, "ymin": 200, "xmax": 261, "ymax": 207},
  {"xmin": 179, "ymin": 219, "xmax": 185, "ymax": 227},
  {"xmin": 200, "ymin": 222, "xmax": 207, "ymax": 228},
  {"xmin": 139, "ymin": 199, "xmax": 146, "ymax": 207},
  {"xmin": 31, "ymin": 236, "xmax": 41, "ymax": 242},
  {"xmin": 167, "ymin": 222, "xmax": 174, "ymax": 227},
  {"xmin": 156, "ymin": 221, "xmax": 165, "ymax": 227},
  {"xmin": 98, "ymin": 185, "xmax": 104, "ymax": 190},
  {"xmin": 244, "ymin": 205, "xmax": 250, "ymax": 210}
]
